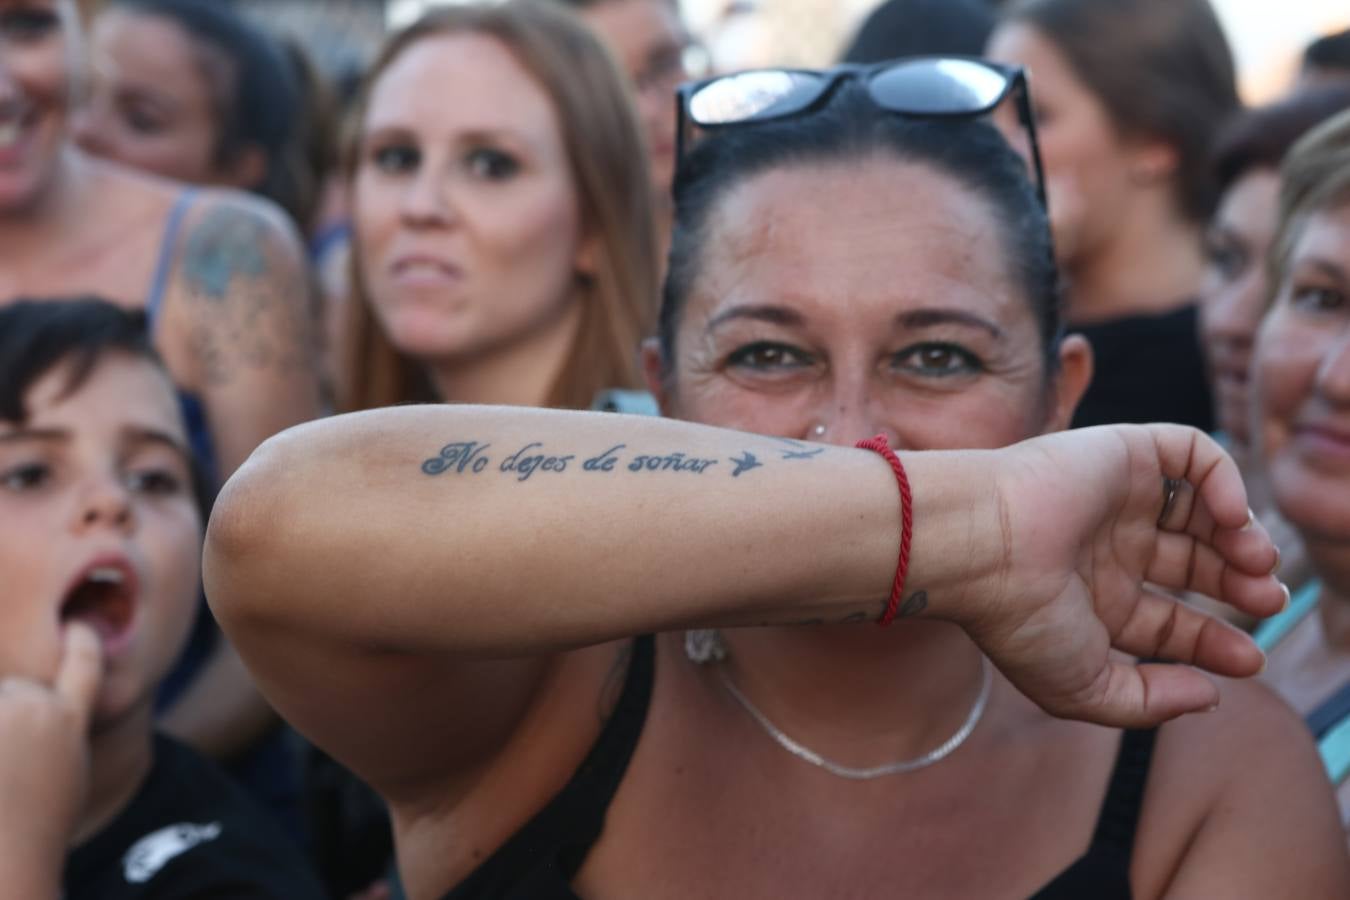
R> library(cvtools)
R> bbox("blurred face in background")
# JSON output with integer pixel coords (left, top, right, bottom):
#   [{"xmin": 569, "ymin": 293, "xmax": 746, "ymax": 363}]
[
  {"xmin": 353, "ymin": 31, "xmax": 592, "ymax": 369},
  {"xmin": 0, "ymin": 0, "xmax": 79, "ymax": 212},
  {"xmin": 987, "ymin": 22, "xmax": 1171, "ymax": 271},
  {"xmin": 1200, "ymin": 168, "xmax": 1281, "ymax": 448},
  {"xmin": 75, "ymin": 8, "xmax": 254, "ymax": 188},
  {"xmin": 1254, "ymin": 200, "xmax": 1350, "ymax": 543},
  {"xmin": 577, "ymin": 0, "xmax": 685, "ymax": 198}
]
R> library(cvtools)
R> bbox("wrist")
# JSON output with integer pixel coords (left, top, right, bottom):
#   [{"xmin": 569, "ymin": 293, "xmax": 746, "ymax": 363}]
[{"xmin": 898, "ymin": 448, "xmax": 1007, "ymax": 627}]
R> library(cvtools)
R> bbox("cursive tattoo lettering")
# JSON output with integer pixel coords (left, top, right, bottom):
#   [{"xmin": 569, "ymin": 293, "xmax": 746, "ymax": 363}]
[
  {"xmin": 423, "ymin": 441, "xmax": 492, "ymax": 476},
  {"xmin": 500, "ymin": 442, "xmax": 575, "ymax": 482},
  {"xmin": 583, "ymin": 444, "xmax": 626, "ymax": 472}
]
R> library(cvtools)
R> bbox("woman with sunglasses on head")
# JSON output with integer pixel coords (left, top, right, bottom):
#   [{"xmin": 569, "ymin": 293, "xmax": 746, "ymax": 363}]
[
  {"xmin": 205, "ymin": 53, "xmax": 1347, "ymax": 899},
  {"xmin": 0, "ymin": 0, "xmax": 322, "ymax": 831},
  {"xmin": 988, "ymin": 0, "xmax": 1239, "ymax": 430},
  {"xmin": 1248, "ymin": 109, "xmax": 1350, "ymax": 833}
]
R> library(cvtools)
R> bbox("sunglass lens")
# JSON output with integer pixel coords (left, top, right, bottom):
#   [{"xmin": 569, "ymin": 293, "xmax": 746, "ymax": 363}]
[
  {"xmin": 869, "ymin": 58, "xmax": 1009, "ymax": 115},
  {"xmin": 688, "ymin": 71, "xmax": 826, "ymax": 127}
]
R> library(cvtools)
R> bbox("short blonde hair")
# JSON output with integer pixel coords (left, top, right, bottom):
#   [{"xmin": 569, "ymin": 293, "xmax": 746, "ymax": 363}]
[{"xmin": 1268, "ymin": 108, "xmax": 1350, "ymax": 293}]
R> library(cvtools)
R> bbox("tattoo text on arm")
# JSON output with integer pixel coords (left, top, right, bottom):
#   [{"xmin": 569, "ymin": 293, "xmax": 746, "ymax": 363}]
[{"xmin": 422, "ymin": 437, "xmax": 831, "ymax": 482}]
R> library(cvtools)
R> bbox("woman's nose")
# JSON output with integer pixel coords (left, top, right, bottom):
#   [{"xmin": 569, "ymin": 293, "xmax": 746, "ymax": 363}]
[
  {"xmin": 1316, "ymin": 331, "xmax": 1350, "ymax": 405},
  {"xmin": 807, "ymin": 381, "xmax": 900, "ymax": 448},
  {"xmin": 399, "ymin": 170, "xmax": 455, "ymax": 228}
]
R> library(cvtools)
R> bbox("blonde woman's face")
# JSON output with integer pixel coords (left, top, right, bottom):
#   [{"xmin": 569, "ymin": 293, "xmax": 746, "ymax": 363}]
[
  {"xmin": 1254, "ymin": 201, "xmax": 1350, "ymax": 543},
  {"xmin": 353, "ymin": 32, "xmax": 593, "ymax": 368}
]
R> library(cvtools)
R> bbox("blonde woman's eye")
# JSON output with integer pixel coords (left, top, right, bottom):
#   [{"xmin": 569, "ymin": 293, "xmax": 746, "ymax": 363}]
[
  {"xmin": 466, "ymin": 149, "xmax": 520, "ymax": 180},
  {"xmin": 1292, "ymin": 284, "xmax": 1346, "ymax": 312},
  {"xmin": 372, "ymin": 145, "xmax": 419, "ymax": 174}
]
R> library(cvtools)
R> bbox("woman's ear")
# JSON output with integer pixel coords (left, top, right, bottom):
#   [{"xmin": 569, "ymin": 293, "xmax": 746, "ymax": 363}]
[
  {"xmin": 1043, "ymin": 333, "xmax": 1093, "ymax": 432},
  {"xmin": 640, "ymin": 337, "xmax": 672, "ymax": 416}
]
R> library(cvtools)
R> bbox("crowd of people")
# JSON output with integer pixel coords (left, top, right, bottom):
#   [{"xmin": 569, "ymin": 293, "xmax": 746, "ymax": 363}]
[{"xmin": 3, "ymin": 0, "xmax": 1350, "ymax": 897}]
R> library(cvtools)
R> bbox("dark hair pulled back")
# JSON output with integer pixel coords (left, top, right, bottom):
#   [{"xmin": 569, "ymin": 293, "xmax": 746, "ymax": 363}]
[{"xmin": 659, "ymin": 84, "xmax": 1061, "ymax": 374}]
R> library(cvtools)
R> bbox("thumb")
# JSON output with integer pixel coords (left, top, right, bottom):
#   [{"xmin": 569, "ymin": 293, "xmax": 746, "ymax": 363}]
[{"xmin": 56, "ymin": 623, "xmax": 104, "ymax": 729}]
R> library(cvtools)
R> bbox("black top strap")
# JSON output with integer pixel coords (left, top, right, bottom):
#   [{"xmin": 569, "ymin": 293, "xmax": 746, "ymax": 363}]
[
  {"xmin": 1088, "ymin": 728, "xmax": 1158, "ymax": 856},
  {"xmin": 441, "ymin": 636, "xmax": 655, "ymax": 900}
]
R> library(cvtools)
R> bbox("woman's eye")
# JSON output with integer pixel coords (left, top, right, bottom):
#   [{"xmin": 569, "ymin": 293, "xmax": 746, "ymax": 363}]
[
  {"xmin": 1, "ymin": 462, "xmax": 51, "ymax": 492},
  {"xmin": 1291, "ymin": 284, "xmax": 1346, "ymax": 313},
  {"xmin": 125, "ymin": 468, "xmax": 182, "ymax": 496},
  {"xmin": 894, "ymin": 343, "xmax": 982, "ymax": 377},
  {"xmin": 372, "ymin": 144, "xmax": 419, "ymax": 174},
  {"xmin": 123, "ymin": 105, "xmax": 166, "ymax": 135},
  {"xmin": 726, "ymin": 343, "xmax": 813, "ymax": 371},
  {"xmin": 466, "ymin": 148, "xmax": 520, "ymax": 181},
  {"xmin": 0, "ymin": 10, "xmax": 59, "ymax": 41},
  {"xmin": 1204, "ymin": 237, "xmax": 1245, "ymax": 281}
]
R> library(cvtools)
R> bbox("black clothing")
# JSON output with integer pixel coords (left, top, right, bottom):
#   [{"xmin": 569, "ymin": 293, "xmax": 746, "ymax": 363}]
[
  {"xmin": 1071, "ymin": 304, "xmax": 1214, "ymax": 431},
  {"xmin": 441, "ymin": 637, "xmax": 1158, "ymax": 899},
  {"xmin": 63, "ymin": 735, "xmax": 326, "ymax": 900}
]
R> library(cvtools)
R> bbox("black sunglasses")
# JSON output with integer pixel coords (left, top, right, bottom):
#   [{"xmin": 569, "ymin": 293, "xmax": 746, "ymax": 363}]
[{"xmin": 675, "ymin": 56, "xmax": 1047, "ymax": 208}]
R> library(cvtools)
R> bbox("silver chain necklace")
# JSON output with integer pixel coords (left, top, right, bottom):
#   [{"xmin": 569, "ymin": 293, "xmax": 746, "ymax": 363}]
[{"xmin": 685, "ymin": 629, "xmax": 993, "ymax": 781}]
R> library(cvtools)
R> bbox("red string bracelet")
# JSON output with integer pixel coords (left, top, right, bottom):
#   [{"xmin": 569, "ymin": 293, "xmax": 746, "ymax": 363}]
[{"xmin": 855, "ymin": 434, "xmax": 913, "ymax": 627}]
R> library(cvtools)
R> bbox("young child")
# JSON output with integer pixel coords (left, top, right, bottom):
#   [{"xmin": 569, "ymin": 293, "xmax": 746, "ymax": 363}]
[{"xmin": 0, "ymin": 299, "xmax": 325, "ymax": 898}]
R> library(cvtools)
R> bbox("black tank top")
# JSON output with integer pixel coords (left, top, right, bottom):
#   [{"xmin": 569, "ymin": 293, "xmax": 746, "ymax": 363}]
[{"xmin": 441, "ymin": 636, "xmax": 1155, "ymax": 899}]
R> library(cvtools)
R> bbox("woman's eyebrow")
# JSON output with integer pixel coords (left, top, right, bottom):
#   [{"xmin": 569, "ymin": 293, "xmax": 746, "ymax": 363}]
[
  {"xmin": 124, "ymin": 426, "xmax": 192, "ymax": 463},
  {"xmin": 705, "ymin": 304, "xmax": 806, "ymax": 332},
  {"xmin": 1300, "ymin": 256, "xmax": 1349, "ymax": 282},
  {"xmin": 894, "ymin": 308, "xmax": 1004, "ymax": 338},
  {"xmin": 0, "ymin": 427, "xmax": 68, "ymax": 445}
]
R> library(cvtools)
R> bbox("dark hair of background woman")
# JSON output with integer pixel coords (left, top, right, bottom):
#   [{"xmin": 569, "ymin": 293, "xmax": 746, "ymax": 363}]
[
  {"xmin": 1211, "ymin": 83, "xmax": 1350, "ymax": 196},
  {"xmin": 1001, "ymin": 0, "xmax": 1239, "ymax": 223},
  {"xmin": 659, "ymin": 84, "xmax": 1060, "ymax": 374},
  {"xmin": 841, "ymin": 0, "xmax": 996, "ymax": 63},
  {"xmin": 111, "ymin": 0, "xmax": 311, "ymax": 227}
]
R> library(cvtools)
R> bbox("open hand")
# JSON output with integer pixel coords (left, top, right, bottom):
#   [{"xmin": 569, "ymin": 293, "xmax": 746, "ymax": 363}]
[{"xmin": 961, "ymin": 424, "xmax": 1283, "ymax": 728}]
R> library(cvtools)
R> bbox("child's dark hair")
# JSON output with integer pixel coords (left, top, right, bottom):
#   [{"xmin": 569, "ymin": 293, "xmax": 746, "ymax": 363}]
[
  {"xmin": 0, "ymin": 298, "xmax": 214, "ymax": 516},
  {"xmin": 660, "ymin": 83, "xmax": 1061, "ymax": 375}
]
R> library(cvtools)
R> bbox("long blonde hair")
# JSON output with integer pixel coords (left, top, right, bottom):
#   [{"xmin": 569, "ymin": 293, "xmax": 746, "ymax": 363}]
[{"xmin": 340, "ymin": 1, "xmax": 659, "ymax": 412}]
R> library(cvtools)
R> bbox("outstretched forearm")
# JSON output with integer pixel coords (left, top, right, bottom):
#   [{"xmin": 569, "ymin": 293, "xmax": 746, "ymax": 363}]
[{"xmin": 204, "ymin": 406, "xmax": 994, "ymax": 656}]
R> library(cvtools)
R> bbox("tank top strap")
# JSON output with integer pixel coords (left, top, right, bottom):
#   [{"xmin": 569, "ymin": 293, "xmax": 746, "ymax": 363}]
[
  {"xmin": 1085, "ymin": 727, "xmax": 1158, "ymax": 858},
  {"xmin": 145, "ymin": 188, "xmax": 199, "ymax": 332}
]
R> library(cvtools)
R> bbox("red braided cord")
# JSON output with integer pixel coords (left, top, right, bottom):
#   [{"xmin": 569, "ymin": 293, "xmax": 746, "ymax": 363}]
[{"xmin": 855, "ymin": 434, "xmax": 913, "ymax": 627}]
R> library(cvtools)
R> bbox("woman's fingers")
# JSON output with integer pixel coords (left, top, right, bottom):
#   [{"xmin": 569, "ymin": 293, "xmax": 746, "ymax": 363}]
[
  {"xmin": 1110, "ymin": 587, "xmax": 1266, "ymax": 677},
  {"xmin": 1067, "ymin": 661, "xmax": 1223, "ymax": 728},
  {"xmin": 1148, "ymin": 425, "xmax": 1252, "ymax": 530},
  {"xmin": 1146, "ymin": 533, "xmax": 1287, "ymax": 618}
]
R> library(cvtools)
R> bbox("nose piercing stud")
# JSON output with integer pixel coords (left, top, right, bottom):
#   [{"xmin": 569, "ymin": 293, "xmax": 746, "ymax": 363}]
[{"xmin": 812, "ymin": 424, "xmax": 827, "ymax": 438}]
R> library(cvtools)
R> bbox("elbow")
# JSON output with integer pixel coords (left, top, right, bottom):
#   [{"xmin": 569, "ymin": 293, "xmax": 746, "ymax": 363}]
[{"xmin": 203, "ymin": 431, "xmax": 293, "ymax": 630}]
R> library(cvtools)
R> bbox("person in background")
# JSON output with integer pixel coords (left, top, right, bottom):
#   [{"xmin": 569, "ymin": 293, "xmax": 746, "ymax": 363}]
[
  {"xmin": 1250, "ymin": 107, "xmax": 1350, "ymax": 833},
  {"xmin": 1300, "ymin": 29, "xmax": 1350, "ymax": 91},
  {"xmin": 553, "ymin": 0, "xmax": 689, "ymax": 257},
  {"xmin": 1198, "ymin": 85, "xmax": 1350, "ymax": 608},
  {"xmin": 840, "ymin": 0, "xmax": 995, "ymax": 63},
  {"xmin": 75, "ymin": 0, "xmax": 316, "ymax": 233},
  {"xmin": 206, "ymin": 62, "xmax": 1345, "ymax": 898},
  {"xmin": 340, "ymin": 3, "xmax": 658, "ymax": 414},
  {"xmin": 988, "ymin": 0, "xmax": 1239, "ymax": 429},
  {"xmin": 0, "ymin": 299, "xmax": 326, "ymax": 899},
  {"xmin": 0, "ymin": 0, "xmax": 322, "ymax": 842}
]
